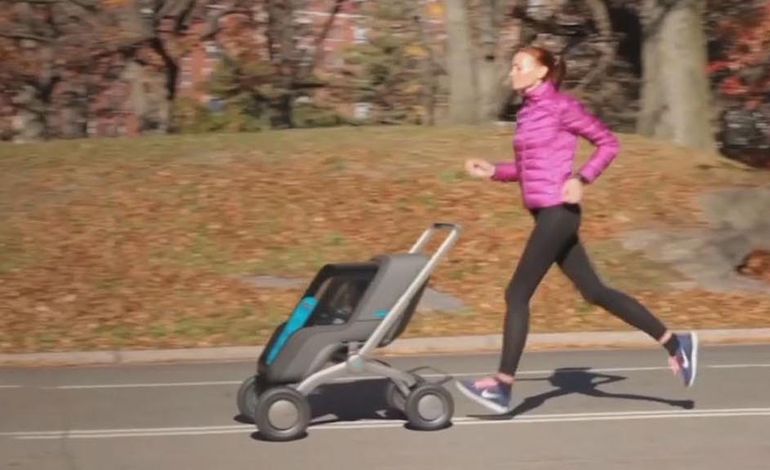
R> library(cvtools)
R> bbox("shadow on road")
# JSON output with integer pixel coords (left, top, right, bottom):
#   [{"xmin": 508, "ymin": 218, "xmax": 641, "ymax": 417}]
[
  {"xmin": 235, "ymin": 379, "xmax": 399, "ymax": 427},
  {"xmin": 243, "ymin": 366, "xmax": 695, "ymax": 440},
  {"xmin": 244, "ymin": 368, "xmax": 457, "ymax": 440},
  {"xmin": 469, "ymin": 366, "xmax": 695, "ymax": 420},
  {"xmin": 308, "ymin": 379, "xmax": 405, "ymax": 423}
]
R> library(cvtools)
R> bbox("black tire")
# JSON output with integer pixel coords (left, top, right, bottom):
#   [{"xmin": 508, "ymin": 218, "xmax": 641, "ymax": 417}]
[
  {"xmin": 384, "ymin": 380, "xmax": 408, "ymax": 411},
  {"xmin": 236, "ymin": 375, "xmax": 260, "ymax": 422},
  {"xmin": 254, "ymin": 387, "xmax": 311, "ymax": 442},
  {"xmin": 404, "ymin": 383, "xmax": 454, "ymax": 431}
]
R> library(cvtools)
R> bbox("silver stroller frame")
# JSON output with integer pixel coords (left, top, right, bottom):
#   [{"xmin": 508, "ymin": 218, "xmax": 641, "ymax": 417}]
[
  {"xmin": 295, "ymin": 222, "xmax": 462, "ymax": 396},
  {"xmin": 241, "ymin": 223, "xmax": 462, "ymax": 441}
]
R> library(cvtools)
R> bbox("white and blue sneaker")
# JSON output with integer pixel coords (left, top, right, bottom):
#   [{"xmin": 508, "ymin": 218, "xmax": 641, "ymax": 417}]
[
  {"xmin": 455, "ymin": 376, "xmax": 513, "ymax": 414},
  {"xmin": 670, "ymin": 332, "xmax": 699, "ymax": 387}
]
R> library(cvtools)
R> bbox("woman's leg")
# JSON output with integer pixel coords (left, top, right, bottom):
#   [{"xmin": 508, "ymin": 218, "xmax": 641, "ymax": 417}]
[
  {"xmin": 456, "ymin": 204, "xmax": 581, "ymax": 412},
  {"xmin": 497, "ymin": 206, "xmax": 580, "ymax": 377},
  {"xmin": 556, "ymin": 236, "xmax": 669, "ymax": 341},
  {"xmin": 556, "ymin": 235, "xmax": 699, "ymax": 386}
]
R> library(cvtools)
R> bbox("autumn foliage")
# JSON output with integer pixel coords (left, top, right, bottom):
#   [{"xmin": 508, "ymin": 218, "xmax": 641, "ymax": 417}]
[
  {"xmin": 708, "ymin": 1, "xmax": 770, "ymax": 104},
  {"xmin": 737, "ymin": 250, "xmax": 770, "ymax": 283},
  {"xmin": 705, "ymin": 1, "xmax": 770, "ymax": 167}
]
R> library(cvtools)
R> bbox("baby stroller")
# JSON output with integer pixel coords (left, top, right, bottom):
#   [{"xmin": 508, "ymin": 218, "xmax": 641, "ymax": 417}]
[{"xmin": 236, "ymin": 223, "xmax": 462, "ymax": 441}]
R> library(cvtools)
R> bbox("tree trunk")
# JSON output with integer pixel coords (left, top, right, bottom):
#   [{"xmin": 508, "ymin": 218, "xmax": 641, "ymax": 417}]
[
  {"xmin": 494, "ymin": 1, "xmax": 523, "ymax": 119},
  {"xmin": 637, "ymin": 0, "xmax": 716, "ymax": 152},
  {"xmin": 413, "ymin": 0, "xmax": 438, "ymax": 125},
  {"xmin": 149, "ymin": 37, "xmax": 178, "ymax": 133},
  {"xmin": 574, "ymin": 0, "xmax": 615, "ymax": 93},
  {"xmin": 478, "ymin": 0, "xmax": 523, "ymax": 121},
  {"xmin": 637, "ymin": 2, "xmax": 667, "ymax": 138},
  {"xmin": 266, "ymin": 0, "xmax": 297, "ymax": 129},
  {"xmin": 35, "ymin": 44, "xmax": 60, "ymax": 139},
  {"xmin": 12, "ymin": 87, "xmax": 45, "ymax": 142},
  {"xmin": 445, "ymin": 0, "xmax": 479, "ymax": 124},
  {"xmin": 124, "ymin": 60, "xmax": 150, "ymax": 130},
  {"xmin": 59, "ymin": 87, "xmax": 88, "ymax": 139},
  {"xmin": 476, "ymin": 0, "xmax": 500, "ymax": 121}
]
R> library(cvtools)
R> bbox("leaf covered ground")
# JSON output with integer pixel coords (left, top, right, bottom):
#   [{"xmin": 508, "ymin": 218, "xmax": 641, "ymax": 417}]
[{"xmin": 0, "ymin": 126, "xmax": 768, "ymax": 353}]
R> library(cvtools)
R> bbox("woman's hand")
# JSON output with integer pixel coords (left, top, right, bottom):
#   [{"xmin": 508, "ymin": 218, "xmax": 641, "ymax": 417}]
[
  {"xmin": 562, "ymin": 177, "xmax": 584, "ymax": 204},
  {"xmin": 465, "ymin": 158, "xmax": 495, "ymax": 179}
]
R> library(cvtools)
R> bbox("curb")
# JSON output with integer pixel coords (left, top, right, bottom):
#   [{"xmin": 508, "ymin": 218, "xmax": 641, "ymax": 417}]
[{"xmin": 2, "ymin": 328, "xmax": 770, "ymax": 367}]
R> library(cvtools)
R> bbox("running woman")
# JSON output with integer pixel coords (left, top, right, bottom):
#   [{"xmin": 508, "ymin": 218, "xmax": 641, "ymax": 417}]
[{"xmin": 456, "ymin": 46, "xmax": 698, "ymax": 414}]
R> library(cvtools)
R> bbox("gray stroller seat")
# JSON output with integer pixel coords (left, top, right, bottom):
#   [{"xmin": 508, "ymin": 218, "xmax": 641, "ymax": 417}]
[{"xmin": 258, "ymin": 253, "xmax": 429, "ymax": 384}]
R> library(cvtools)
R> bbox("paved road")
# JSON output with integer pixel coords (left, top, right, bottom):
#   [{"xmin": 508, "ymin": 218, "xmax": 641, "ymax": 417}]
[{"xmin": 1, "ymin": 345, "xmax": 769, "ymax": 469}]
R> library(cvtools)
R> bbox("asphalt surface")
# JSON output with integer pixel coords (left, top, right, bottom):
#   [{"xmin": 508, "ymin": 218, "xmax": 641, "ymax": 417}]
[{"xmin": 1, "ymin": 345, "xmax": 769, "ymax": 469}]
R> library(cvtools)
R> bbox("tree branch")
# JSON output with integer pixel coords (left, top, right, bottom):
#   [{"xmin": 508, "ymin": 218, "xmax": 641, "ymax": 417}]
[
  {"xmin": 513, "ymin": 2, "xmax": 593, "ymax": 38},
  {"xmin": 573, "ymin": 0, "xmax": 617, "ymax": 92},
  {"xmin": 65, "ymin": 0, "xmax": 98, "ymax": 12},
  {"xmin": 154, "ymin": 0, "xmax": 198, "ymax": 33},
  {"xmin": 10, "ymin": 0, "xmax": 60, "ymax": 4},
  {"xmin": 9, "ymin": 0, "xmax": 98, "ymax": 12},
  {"xmin": 297, "ymin": 0, "xmax": 347, "ymax": 80},
  {"xmin": 0, "ymin": 30, "xmax": 53, "ymax": 43},
  {"xmin": 149, "ymin": 36, "xmax": 179, "ymax": 100},
  {"xmin": 200, "ymin": 7, "xmax": 253, "ymax": 40}
]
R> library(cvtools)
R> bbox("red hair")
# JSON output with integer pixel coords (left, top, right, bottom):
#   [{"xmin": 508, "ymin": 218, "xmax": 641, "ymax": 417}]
[{"xmin": 520, "ymin": 46, "xmax": 567, "ymax": 89}]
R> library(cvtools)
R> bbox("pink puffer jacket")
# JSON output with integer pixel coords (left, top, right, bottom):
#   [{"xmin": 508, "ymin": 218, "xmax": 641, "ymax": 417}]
[{"xmin": 491, "ymin": 81, "xmax": 620, "ymax": 209}]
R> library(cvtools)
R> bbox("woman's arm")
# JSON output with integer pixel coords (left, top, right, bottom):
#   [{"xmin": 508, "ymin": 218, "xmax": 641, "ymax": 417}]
[
  {"xmin": 490, "ymin": 161, "xmax": 519, "ymax": 182},
  {"xmin": 560, "ymin": 97, "xmax": 620, "ymax": 184}
]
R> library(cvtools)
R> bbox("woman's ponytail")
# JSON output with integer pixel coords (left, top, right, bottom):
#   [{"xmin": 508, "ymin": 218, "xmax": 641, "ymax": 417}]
[{"xmin": 548, "ymin": 54, "xmax": 567, "ymax": 89}]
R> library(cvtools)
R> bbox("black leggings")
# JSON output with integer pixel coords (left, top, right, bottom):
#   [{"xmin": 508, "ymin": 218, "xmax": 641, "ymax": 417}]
[{"xmin": 499, "ymin": 203, "xmax": 668, "ymax": 376}]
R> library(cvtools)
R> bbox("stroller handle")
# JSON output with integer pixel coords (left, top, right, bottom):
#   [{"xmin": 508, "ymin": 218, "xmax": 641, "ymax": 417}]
[
  {"xmin": 408, "ymin": 223, "xmax": 462, "ymax": 255},
  {"xmin": 358, "ymin": 222, "xmax": 462, "ymax": 357}
]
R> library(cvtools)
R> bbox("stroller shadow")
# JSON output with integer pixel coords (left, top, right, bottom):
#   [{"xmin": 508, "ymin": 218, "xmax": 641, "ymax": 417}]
[
  {"xmin": 308, "ymin": 379, "xmax": 405, "ymax": 423},
  {"xmin": 308, "ymin": 366, "xmax": 454, "ymax": 427},
  {"xmin": 469, "ymin": 367, "xmax": 695, "ymax": 421},
  {"xmin": 248, "ymin": 380, "xmax": 396, "ymax": 442},
  {"xmin": 234, "ymin": 381, "xmax": 403, "ymax": 424}
]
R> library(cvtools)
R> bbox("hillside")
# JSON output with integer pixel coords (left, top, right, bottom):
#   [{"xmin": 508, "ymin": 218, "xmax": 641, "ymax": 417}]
[{"xmin": 0, "ymin": 125, "xmax": 767, "ymax": 353}]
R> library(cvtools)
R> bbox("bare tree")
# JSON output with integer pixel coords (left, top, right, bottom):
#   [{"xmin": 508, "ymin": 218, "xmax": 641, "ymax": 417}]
[
  {"xmin": 445, "ymin": 0, "xmax": 479, "ymax": 124},
  {"xmin": 265, "ymin": 0, "xmax": 347, "ymax": 128},
  {"xmin": 573, "ymin": 0, "xmax": 615, "ymax": 93},
  {"xmin": 476, "ymin": 0, "xmax": 520, "ymax": 121},
  {"xmin": 637, "ymin": 0, "xmax": 716, "ymax": 152},
  {"xmin": 412, "ymin": 0, "xmax": 442, "ymax": 125},
  {"xmin": 445, "ymin": 0, "xmax": 620, "ymax": 124},
  {"xmin": 120, "ymin": 0, "xmax": 210, "ymax": 132},
  {"xmin": 0, "ymin": 0, "xmax": 105, "ymax": 139}
]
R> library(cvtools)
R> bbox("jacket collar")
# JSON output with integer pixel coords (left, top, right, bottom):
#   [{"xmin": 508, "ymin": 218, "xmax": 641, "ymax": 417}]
[{"xmin": 523, "ymin": 80, "xmax": 557, "ymax": 102}]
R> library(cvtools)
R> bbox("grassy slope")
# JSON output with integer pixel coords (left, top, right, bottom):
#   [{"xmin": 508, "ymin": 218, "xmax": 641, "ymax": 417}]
[{"xmin": 0, "ymin": 125, "xmax": 767, "ymax": 353}]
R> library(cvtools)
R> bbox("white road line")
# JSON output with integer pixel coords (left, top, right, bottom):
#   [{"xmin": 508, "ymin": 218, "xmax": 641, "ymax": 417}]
[
  {"xmin": 47, "ymin": 363, "xmax": 770, "ymax": 390},
  {"xmin": 0, "ymin": 385, "xmax": 21, "ymax": 389},
  {"xmin": 707, "ymin": 364, "xmax": 770, "ymax": 369},
  {"xmin": 318, "ymin": 410, "xmax": 770, "ymax": 432},
  {"xmin": 54, "ymin": 381, "xmax": 241, "ymax": 390},
  {"xmin": 5, "ymin": 408, "xmax": 770, "ymax": 439},
  {"xmin": 49, "ymin": 369, "xmax": 641, "ymax": 389}
]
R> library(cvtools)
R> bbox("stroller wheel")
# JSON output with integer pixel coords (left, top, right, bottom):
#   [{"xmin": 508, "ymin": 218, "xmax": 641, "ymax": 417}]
[
  {"xmin": 404, "ymin": 383, "xmax": 454, "ymax": 431},
  {"xmin": 255, "ymin": 386, "xmax": 311, "ymax": 441},
  {"xmin": 384, "ymin": 380, "xmax": 408, "ymax": 411},
  {"xmin": 236, "ymin": 375, "xmax": 261, "ymax": 422}
]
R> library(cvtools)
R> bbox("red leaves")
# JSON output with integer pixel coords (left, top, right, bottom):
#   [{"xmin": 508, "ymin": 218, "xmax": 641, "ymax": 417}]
[
  {"xmin": 709, "ymin": 2, "xmax": 770, "ymax": 99},
  {"xmin": 737, "ymin": 249, "xmax": 770, "ymax": 283}
]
